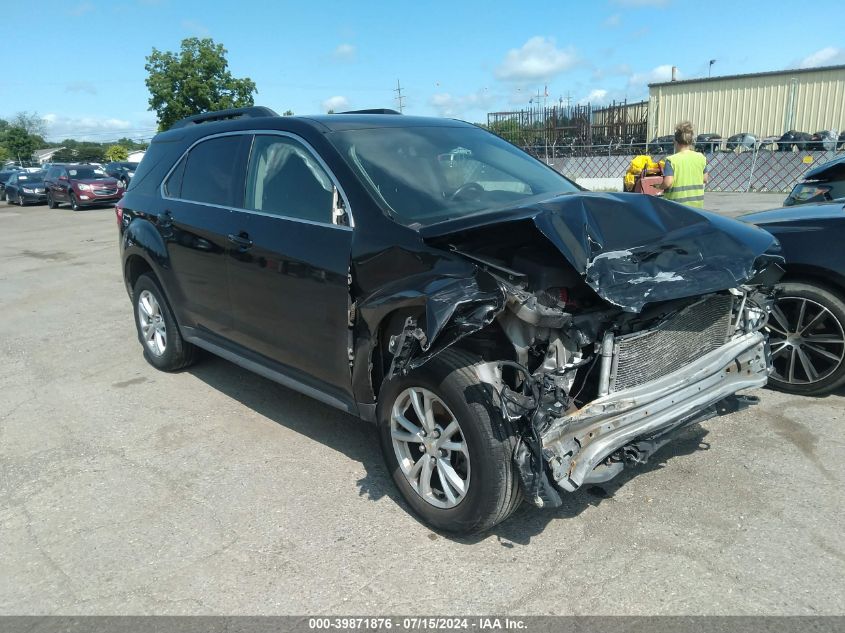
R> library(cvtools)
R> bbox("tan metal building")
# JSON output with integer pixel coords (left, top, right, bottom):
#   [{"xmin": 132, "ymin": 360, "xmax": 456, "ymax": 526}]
[{"xmin": 648, "ymin": 64, "xmax": 845, "ymax": 140}]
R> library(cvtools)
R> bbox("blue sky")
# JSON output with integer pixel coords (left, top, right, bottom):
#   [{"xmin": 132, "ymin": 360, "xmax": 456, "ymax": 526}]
[{"xmin": 2, "ymin": 0, "xmax": 843, "ymax": 142}]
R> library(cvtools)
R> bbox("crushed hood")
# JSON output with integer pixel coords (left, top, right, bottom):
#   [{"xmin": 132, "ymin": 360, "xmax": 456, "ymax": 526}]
[{"xmin": 420, "ymin": 192, "xmax": 783, "ymax": 312}]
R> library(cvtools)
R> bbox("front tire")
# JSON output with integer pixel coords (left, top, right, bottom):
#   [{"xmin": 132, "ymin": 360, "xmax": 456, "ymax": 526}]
[
  {"xmin": 767, "ymin": 281, "xmax": 845, "ymax": 395},
  {"xmin": 69, "ymin": 193, "xmax": 80, "ymax": 211},
  {"xmin": 47, "ymin": 192, "xmax": 57, "ymax": 209},
  {"xmin": 378, "ymin": 349, "xmax": 523, "ymax": 533},
  {"xmin": 132, "ymin": 273, "xmax": 197, "ymax": 372}
]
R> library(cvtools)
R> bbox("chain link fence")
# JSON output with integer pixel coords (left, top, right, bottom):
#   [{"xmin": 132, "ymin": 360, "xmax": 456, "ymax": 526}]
[{"xmin": 547, "ymin": 147, "xmax": 844, "ymax": 193}]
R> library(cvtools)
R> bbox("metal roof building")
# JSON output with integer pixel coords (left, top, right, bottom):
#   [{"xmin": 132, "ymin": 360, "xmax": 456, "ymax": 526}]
[{"xmin": 648, "ymin": 64, "xmax": 845, "ymax": 140}]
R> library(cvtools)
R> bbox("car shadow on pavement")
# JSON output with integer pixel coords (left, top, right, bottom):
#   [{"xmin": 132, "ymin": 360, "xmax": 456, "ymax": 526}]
[
  {"xmin": 188, "ymin": 355, "xmax": 712, "ymax": 544},
  {"xmin": 186, "ymin": 354, "xmax": 408, "ymax": 509}
]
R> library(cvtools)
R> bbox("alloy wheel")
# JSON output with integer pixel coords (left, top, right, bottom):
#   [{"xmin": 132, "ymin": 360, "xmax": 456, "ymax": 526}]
[
  {"xmin": 768, "ymin": 296, "xmax": 845, "ymax": 385},
  {"xmin": 390, "ymin": 387, "xmax": 471, "ymax": 509},
  {"xmin": 137, "ymin": 289, "xmax": 167, "ymax": 356}
]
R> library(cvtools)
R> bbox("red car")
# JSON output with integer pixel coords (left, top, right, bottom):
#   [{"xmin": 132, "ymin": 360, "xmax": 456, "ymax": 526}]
[{"xmin": 44, "ymin": 164, "xmax": 125, "ymax": 210}]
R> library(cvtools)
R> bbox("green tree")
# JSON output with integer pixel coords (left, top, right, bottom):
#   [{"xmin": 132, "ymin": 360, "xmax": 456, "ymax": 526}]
[
  {"xmin": 11, "ymin": 111, "xmax": 46, "ymax": 137},
  {"xmin": 283, "ymin": 110, "xmax": 294, "ymax": 116},
  {"xmin": 3, "ymin": 127, "xmax": 36, "ymax": 162},
  {"xmin": 145, "ymin": 37, "xmax": 257, "ymax": 130},
  {"xmin": 105, "ymin": 145, "xmax": 129, "ymax": 161}
]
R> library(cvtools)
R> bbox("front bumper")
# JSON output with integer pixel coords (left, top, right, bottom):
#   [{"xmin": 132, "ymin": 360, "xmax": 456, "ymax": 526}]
[
  {"xmin": 20, "ymin": 191, "xmax": 47, "ymax": 204},
  {"xmin": 542, "ymin": 331, "xmax": 769, "ymax": 492}
]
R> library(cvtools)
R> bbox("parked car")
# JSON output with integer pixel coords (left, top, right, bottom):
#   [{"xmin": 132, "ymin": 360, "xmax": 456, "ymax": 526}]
[
  {"xmin": 44, "ymin": 164, "xmax": 125, "ymax": 210},
  {"xmin": 647, "ymin": 135, "xmax": 674, "ymax": 154},
  {"xmin": 742, "ymin": 202, "xmax": 845, "ymax": 395},
  {"xmin": 725, "ymin": 132, "xmax": 758, "ymax": 151},
  {"xmin": 0, "ymin": 167, "xmax": 22, "ymax": 193},
  {"xmin": 808, "ymin": 130, "xmax": 839, "ymax": 152},
  {"xmin": 783, "ymin": 154, "xmax": 845, "ymax": 206},
  {"xmin": 104, "ymin": 161, "xmax": 140, "ymax": 186},
  {"xmin": 776, "ymin": 130, "xmax": 814, "ymax": 152},
  {"xmin": 118, "ymin": 106, "xmax": 784, "ymax": 533},
  {"xmin": 694, "ymin": 133, "xmax": 722, "ymax": 153},
  {"xmin": 3, "ymin": 170, "xmax": 47, "ymax": 205}
]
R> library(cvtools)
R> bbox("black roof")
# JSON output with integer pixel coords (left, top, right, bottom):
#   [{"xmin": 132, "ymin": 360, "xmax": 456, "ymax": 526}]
[{"xmin": 154, "ymin": 107, "xmax": 473, "ymax": 144}]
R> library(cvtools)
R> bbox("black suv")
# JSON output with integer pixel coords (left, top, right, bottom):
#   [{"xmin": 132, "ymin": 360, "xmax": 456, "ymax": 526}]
[{"xmin": 119, "ymin": 106, "xmax": 783, "ymax": 533}]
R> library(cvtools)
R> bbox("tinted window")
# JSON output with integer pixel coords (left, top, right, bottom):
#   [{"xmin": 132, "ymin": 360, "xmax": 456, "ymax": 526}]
[
  {"xmin": 164, "ymin": 156, "xmax": 186, "ymax": 197},
  {"xmin": 328, "ymin": 126, "xmax": 578, "ymax": 225},
  {"xmin": 245, "ymin": 135, "xmax": 334, "ymax": 223},
  {"xmin": 180, "ymin": 135, "xmax": 247, "ymax": 207},
  {"xmin": 68, "ymin": 167, "xmax": 107, "ymax": 179}
]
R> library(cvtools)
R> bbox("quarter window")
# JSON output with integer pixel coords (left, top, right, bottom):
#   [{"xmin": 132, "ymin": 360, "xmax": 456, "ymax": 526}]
[
  {"xmin": 244, "ymin": 135, "xmax": 334, "ymax": 223},
  {"xmin": 179, "ymin": 135, "xmax": 248, "ymax": 207}
]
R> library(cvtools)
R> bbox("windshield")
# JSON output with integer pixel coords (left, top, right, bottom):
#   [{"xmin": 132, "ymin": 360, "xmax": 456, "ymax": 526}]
[
  {"xmin": 69, "ymin": 167, "xmax": 108, "ymax": 179},
  {"xmin": 17, "ymin": 172, "xmax": 44, "ymax": 183},
  {"xmin": 328, "ymin": 126, "xmax": 578, "ymax": 225}
]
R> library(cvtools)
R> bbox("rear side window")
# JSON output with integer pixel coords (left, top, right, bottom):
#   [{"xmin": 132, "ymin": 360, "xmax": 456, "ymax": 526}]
[
  {"xmin": 164, "ymin": 157, "xmax": 186, "ymax": 197},
  {"xmin": 244, "ymin": 134, "xmax": 334, "ymax": 223},
  {"xmin": 179, "ymin": 135, "xmax": 249, "ymax": 207}
]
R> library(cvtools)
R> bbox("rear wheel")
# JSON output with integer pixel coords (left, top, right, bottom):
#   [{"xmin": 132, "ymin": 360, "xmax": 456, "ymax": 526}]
[
  {"xmin": 5, "ymin": 192, "xmax": 12, "ymax": 205},
  {"xmin": 767, "ymin": 281, "xmax": 845, "ymax": 395},
  {"xmin": 132, "ymin": 273, "xmax": 197, "ymax": 372},
  {"xmin": 69, "ymin": 193, "xmax": 80, "ymax": 211},
  {"xmin": 378, "ymin": 349, "xmax": 523, "ymax": 533}
]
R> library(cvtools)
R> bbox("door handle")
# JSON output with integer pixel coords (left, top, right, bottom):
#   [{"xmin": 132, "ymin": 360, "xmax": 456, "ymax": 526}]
[{"xmin": 227, "ymin": 232, "xmax": 253, "ymax": 248}]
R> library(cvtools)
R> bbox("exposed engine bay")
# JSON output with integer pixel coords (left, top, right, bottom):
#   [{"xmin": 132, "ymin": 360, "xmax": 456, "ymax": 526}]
[{"xmin": 379, "ymin": 200, "xmax": 783, "ymax": 508}]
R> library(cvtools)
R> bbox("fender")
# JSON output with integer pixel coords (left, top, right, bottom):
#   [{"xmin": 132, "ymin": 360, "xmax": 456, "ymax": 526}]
[{"xmin": 121, "ymin": 218, "xmax": 178, "ymax": 308}]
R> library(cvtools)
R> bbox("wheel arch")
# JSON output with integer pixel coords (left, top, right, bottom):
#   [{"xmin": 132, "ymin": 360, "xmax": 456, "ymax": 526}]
[{"xmin": 779, "ymin": 264, "xmax": 845, "ymax": 299}]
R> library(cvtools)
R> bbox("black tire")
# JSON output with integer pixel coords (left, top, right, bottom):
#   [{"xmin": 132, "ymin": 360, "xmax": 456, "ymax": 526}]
[
  {"xmin": 17, "ymin": 193, "xmax": 25, "ymax": 206},
  {"xmin": 69, "ymin": 193, "xmax": 80, "ymax": 211},
  {"xmin": 47, "ymin": 192, "xmax": 57, "ymax": 209},
  {"xmin": 132, "ymin": 273, "xmax": 197, "ymax": 372},
  {"xmin": 377, "ymin": 348, "xmax": 523, "ymax": 533},
  {"xmin": 767, "ymin": 281, "xmax": 845, "ymax": 395},
  {"xmin": 5, "ymin": 192, "xmax": 12, "ymax": 205}
]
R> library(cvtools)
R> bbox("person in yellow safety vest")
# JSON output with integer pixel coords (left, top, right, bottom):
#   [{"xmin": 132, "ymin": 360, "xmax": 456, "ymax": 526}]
[{"xmin": 655, "ymin": 120, "xmax": 709, "ymax": 208}]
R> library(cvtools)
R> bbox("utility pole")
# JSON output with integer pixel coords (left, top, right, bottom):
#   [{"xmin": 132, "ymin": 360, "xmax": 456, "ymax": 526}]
[
  {"xmin": 394, "ymin": 80, "xmax": 405, "ymax": 113},
  {"xmin": 708, "ymin": 59, "xmax": 716, "ymax": 78}
]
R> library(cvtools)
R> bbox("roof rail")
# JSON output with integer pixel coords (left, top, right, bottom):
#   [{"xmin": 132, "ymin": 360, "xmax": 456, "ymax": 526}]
[
  {"xmin": 338, "ymin": 108, "xmax": 401, "ymax": 115},
  {"xmin": 169, "ymin": 106, "xmax": 279, "ymax": 130}
]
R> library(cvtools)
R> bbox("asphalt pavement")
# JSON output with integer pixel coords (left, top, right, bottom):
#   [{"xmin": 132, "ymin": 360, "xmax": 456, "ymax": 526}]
[{"xmin": 1, "ymin": 194, "xmax": 843, "ymax": 615}]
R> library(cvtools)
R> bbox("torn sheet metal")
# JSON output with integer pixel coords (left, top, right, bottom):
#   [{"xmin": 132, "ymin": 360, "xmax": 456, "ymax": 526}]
[{"xmin": 420, "ymin": 192, "xmax": 784, "ymax": 312}]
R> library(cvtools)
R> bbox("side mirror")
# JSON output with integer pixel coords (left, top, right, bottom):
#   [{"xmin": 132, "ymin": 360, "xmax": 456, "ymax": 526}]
[
  {"xmin": 331, "ymin": 186, "xmax": 350, "ymax": 227},
  {"xmin": 59, "ymin": 175, "xmax": 68, "ymax": 181}
]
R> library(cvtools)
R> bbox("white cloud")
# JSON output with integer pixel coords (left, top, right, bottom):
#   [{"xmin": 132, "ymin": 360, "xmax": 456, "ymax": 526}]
[
  {"xmin": 628, "ymin": 64, "xmax": 678, "ymax": 92},
  {"xmin": 798, "ymin": 46, "xmax": 845, "ymax": 68},
  {"xmin": 603, "ymin": 13, "xmax": 621, "ymax": 27},
  {"xmin": 42, "ymin": 114, "xmax": 152, "ymax": 142},
  {"xmin": 430, "ymin": 89, "xmax": 497, "ymax": 118},
  {"xmin": 579, "ymin": 89, "xmax": 609, "ymax": 105},
  {"xmin": 495, "ymin": 36, "xmax": 578, "ymax": 82},
  {"xmin": 333, "ymin": 43, "xmax": 356, "ymax": 60},
  {"xmin": 322, "ymin": 96, "xmax": 349, "ymax": 112},
  {"xmin": 181, "ymin": 19, "xmax": 210, "ymax": 37}
]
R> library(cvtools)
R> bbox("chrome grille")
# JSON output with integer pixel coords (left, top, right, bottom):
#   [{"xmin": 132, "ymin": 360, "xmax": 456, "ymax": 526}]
[
  {"xmin": 609, "ymin": 294, "xmax": 734, "ymax": 392},
  {"xmin": 93, "ymin": 188, "xmax": 117, "ymax": 195}
]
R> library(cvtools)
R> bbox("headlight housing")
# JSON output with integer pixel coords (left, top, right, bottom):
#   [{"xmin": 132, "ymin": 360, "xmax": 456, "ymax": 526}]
[
  {"xmin": 117, "ymin": 180, "xmax": 125, "ymax": 188},
  {"xmin": 22, "ymin": 187, "xmax": 34, "ymax": 193},
  {"xmin": 77, "ymin": 183, "xmax": 92, "ymax": 191}
]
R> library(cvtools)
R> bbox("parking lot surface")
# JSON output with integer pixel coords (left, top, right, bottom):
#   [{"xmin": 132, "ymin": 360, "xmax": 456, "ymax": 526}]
[{"xmin": 1, "ymin": 196, "xmax": 844, "ymax": 615}]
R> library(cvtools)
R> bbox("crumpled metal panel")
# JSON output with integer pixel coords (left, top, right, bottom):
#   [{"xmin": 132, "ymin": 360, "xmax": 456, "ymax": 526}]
[{"xmin": 421, "ymin": 192, "xmax": 783, "ymax": 312}]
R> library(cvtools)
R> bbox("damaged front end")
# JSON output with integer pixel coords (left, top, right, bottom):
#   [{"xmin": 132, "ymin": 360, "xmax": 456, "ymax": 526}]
[{"xmin": 375, "ymin": 194, "xmax": 784, "ymax": 508}]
